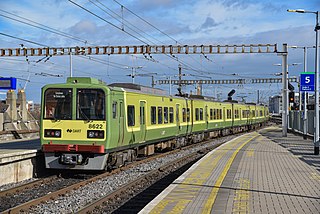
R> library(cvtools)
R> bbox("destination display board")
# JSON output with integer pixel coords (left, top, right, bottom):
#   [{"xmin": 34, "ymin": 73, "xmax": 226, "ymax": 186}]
[
  {"xmin": 300, "ymin": 72, "xmax": 315, "ymax": 92},
  {"xmin": 0, "ymin": 77, "xmax": 17, "ymax": 89}
]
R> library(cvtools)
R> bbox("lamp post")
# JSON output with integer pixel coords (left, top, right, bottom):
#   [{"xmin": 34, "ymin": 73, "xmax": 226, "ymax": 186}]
[
  {"xmin": 288, "ymin": 9, "xmax": 320, "ymax": 155},
  {"xmin": 274, "ymin": 61, "xmax": 300, "ymax": 137}
]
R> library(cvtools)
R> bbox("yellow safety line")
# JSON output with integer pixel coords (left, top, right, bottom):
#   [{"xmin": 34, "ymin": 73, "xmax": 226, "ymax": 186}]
[
  {"xmin": 202, "ymin": 133, "xmax": 259, "ymax": 214},
  {"xmin": 150, "ymin": 142, "xmax": 235, "ymax": 214}
]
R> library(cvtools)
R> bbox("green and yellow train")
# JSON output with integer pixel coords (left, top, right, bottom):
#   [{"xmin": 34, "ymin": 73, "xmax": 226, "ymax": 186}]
[{"xmin": 41, "ymin": 77, "xmax": 269, "ymax": 170}]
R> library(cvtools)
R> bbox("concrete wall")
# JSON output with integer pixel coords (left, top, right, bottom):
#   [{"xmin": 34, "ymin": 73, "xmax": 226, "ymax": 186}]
[{"xmin": 0, "ymin": 150, "xmax": 44, "ymax": 186}]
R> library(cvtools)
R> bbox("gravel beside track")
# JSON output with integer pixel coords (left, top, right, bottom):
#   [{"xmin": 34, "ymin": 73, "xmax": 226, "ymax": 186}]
[
  {"xmin": 0, "ymin": 178, "xmax": 37, "ymax": 192},
  {"xmin": 30, "ymin": 135, "xmax": 238, "ymax": 214},
  {"xmin": 0, "ymin": 175, "xmax": 95, "ymax": 212}
]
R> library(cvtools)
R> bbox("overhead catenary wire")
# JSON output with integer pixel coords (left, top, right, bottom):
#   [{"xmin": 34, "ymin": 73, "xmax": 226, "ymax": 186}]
[
  {"xmin": 68, "ymin": 0, "xmax": 148, "ymax": 45},
  {"xmin": 113, "ymin": 0, "xmax": 178, "ymax": 44},
  {"xmin": 88, "ymin": 0, "xmax": 163, "ymax": 45},
  {"xmin": 0, "ymin": 10, "xmax": 93, "ymax": 45},
  {"xmin": 112, "ymin": 0, "xmax": 217, "ymax": 72},
  {"xmin": 81, "ymin": 0, "xmax": 210, "ymax": 75},
  {"xmin": 0, "ymin": 32, "xmax": 47, "ymax": 47}
]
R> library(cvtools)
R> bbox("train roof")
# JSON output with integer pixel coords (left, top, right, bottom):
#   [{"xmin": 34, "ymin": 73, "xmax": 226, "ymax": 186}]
[
  {"xmin": 67, "ymin": 77, "xmax": 106, "ymax": 85},
  {"xmin": 51, "ymin": 78, "xmax": 268, "ymax": 107},
  {"xmin": 108, "ymin": 83, "xmax": 168, "ymax": 96}
]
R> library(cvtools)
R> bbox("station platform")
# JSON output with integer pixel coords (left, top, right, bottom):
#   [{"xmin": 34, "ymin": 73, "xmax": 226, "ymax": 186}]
[
  {"xmin": 140, "ymin": 126, "xmax": 320, "ymax": 214},
  {"xmin": 0, "ymin": 138, "xmax": 41, "ymax": 186}
]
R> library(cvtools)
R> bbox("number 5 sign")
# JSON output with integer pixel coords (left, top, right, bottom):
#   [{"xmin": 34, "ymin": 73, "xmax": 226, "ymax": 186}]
[{"xmin": 300, "ymin": 72, "xmax": 315, "ymax": 92}]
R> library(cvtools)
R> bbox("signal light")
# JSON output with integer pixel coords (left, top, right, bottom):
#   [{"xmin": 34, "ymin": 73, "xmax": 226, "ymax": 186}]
[
  {"xmin": 87, "ymin": 130, "xmax": 104, "ymax": 139},
  {"xmin": 289, "ymin": 92, "xmax": 295, "ymax": 103},
  {"xmin": 44, "ymin": 129, "xmax": 61, "ymax": 138}
]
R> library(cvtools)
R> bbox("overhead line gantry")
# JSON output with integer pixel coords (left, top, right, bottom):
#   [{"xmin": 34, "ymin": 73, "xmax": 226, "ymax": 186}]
[
  {"xmin": 0, "ymin": 42, "xmax": 289, "ymax": 138},
  {"xmin": 0, "ymin": 44, "xmax": 277, "ymax": 57},
  {"xmin": 156, "ymin": 77, "xmax": 298, "ymax": 85}
]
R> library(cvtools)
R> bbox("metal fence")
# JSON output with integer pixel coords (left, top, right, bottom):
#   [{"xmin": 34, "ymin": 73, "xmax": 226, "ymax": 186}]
[{"xmin": 288, "ymin": 110, "xmax": 315, "ymax": 135}]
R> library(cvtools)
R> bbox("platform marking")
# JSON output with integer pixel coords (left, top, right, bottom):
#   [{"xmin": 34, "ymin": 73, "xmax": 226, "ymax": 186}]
[
  {"xmin": 140, "ymin": 132, "xmax": 258, "ymax": 214},
  {"xmin": 202, "ymin": 133, "xmax": 259, "ymax": 214},
  {"xmin": 149, "ymin": 141, "xmax": 235, "ymax": 213},
  {"xmin": 246, "ymin": 149, "xmax": 254, "ymax": 157},
  {"xmin": 232, "ymin": 178, "xmax": 251, "ymax": 213},
  {"xmin": 310, "ymin": 172, "xmax": 320, "ymax": 181}
]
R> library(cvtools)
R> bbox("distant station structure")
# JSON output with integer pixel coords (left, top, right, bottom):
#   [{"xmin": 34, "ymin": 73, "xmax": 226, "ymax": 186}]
[{"xmin": 0, "ymin": 90, "xmax": 39, "ymax": 139}]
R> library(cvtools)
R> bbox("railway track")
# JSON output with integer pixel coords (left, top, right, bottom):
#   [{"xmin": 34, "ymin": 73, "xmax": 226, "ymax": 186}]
[
  {"xmin": 77, "ymin": 147, "xmax": 207, "ymax": 213},
  {"xmin": 0, "ymin": 173, "xmax": 99, "ymax": 213},
  {"xmin": 0, "ymin": 130, "xmax": 259, "ymax": 213}
]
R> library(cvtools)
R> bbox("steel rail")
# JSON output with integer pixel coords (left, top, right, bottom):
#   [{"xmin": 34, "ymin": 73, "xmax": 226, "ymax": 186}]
[
  {"xmin": 77, "ymin": 149, "xmax": 208, "ymax": 213},
  {"xmin": 76, "ymin": 142, "xmax": 226, "ymax": 213},
  {"xmin": 0, "ymin": 176, "xmax": 56, "ymax": 197},
  {"xmin": 1, "ymin": 139, "xmax": 214, "ymax": 214}
]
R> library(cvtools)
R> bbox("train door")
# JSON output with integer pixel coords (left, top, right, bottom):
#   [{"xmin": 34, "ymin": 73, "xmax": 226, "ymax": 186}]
[
  {"xmin": 139, "ymin": 101, "xmax": 146, "ymax": 141},
  {"xmin": 205, "ymin": 105, "xmax": 208, "ymax": 130},
  {"xmin": 118, "ymin": 100, "xmax": 125, "ymax": 145},
  {"xmin": 231, "ymin": 103, "xmax": 234, "ymax": 128},
  {"xmin": 176, "ymin": 104, "xmax": 181, "ymax": 134}
]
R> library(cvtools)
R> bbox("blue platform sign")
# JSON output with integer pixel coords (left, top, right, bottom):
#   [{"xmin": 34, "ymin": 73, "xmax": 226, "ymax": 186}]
[
  {"xmin": 0, "ymin": 77, "xmax": 17, "ymax": 90},
  {"xmin": 300, "ymin": 72, "xmax": 315, "ymax": 92}
]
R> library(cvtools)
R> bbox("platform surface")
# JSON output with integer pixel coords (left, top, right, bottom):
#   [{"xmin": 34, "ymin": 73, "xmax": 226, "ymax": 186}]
[
  {"xmin": 140, "ymin": 126, "xmax": 320, "ymax": 214},
  {"xmin": 0, "ymin": 138, "xmax": 40, "ymax": 163}
]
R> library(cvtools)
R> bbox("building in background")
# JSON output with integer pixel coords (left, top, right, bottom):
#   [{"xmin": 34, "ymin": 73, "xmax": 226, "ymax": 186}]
[{"xmin": 269, "ymin": 95, "xmax": 282, "ymax": 115}]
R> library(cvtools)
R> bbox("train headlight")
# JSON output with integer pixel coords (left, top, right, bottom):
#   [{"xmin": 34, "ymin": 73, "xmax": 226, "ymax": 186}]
[
  {"xmin": 87, "ymin": 130, "xmax": 104, "ymax": 139},
  {"xmin": 88, "ymin": 131, "xmax": 95, "ymax": 138},
  {"xmin": 44, "ymin": 129, "xmax": 62, "ymax": 138},
  {"xmin": 55, "ymin": 130, "xmax": 61, "ymax": 137}
]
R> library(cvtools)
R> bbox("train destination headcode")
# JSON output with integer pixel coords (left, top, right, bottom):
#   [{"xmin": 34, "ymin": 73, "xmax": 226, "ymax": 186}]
[
  {"xmin": 0, "ymin": 77, "xmax": 17, "ymax": 90},
  {"xmin": 300, "ymin": 72, "xmax": 315, "ymax": 92}
]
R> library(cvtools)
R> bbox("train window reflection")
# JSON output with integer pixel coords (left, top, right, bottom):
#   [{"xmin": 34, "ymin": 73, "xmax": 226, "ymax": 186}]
[
  {"xmin": 77, "ymin": 89, "xmax": 105, "ymax": 120},
  {"xmin": 44, "ymin": 88, "xmax": 72, "ymax": 120}
]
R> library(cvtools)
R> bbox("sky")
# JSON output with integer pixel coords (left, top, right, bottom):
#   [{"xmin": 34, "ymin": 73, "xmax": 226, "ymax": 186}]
[{"xmin": 0, "ymin": 0, "xmax": 319, "ymax": 104}]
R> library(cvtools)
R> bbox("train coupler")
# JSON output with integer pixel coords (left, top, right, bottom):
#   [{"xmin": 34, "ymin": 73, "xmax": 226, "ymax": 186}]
[{"xmin": 60, "ymin": 154, "xmax": 84, "ymax": 165}]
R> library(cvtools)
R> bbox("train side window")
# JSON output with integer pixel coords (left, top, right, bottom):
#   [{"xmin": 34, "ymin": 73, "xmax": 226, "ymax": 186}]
[
  {"xmin": 176, "ymin": 105, "xmax": 180, "ymax": 123},
  {"xmin": 140, "ymin": 106, "xmax": 145, "ymax": 125},
  {"xmin": 112, "ymin": 102, "xmax": 117, "ymax": 119},
  {"xmin": 164, "ymin": 107, "xmax": 168, "ymax": 124},
  {"xmin": 158, "ymin": 107, "xmax": 163, "ymax": 124},
  {"xmin": 234, "ymin": 109, "xmax": 237, "ymax": 119},
  {"xmin": 219, "ymin": 109, "xmax": 222, "ymax": 120},
  {"xmin": 227, "ymin": 109, "xmax": 231, "ymax": 119},
  {"xmin": 182, "ymin": 108, "xmax": 186, "ymax": 122},
  {"xmin": 200, "ymin": 108, "xmax": 203, "ymax": 120},
  {"xmin": 169, "ymin": 107, "xmax": 174, "ymax": 123},
  {"xmin": 210, "ymin": 109, "xmax": 213, "ymax": 120},
  {"xmin": 119, "ymin": 102, "xmax": 123, "ymax": 117},
  {"xmin": 151, "ymin": 106, "xmax": 156, "ymax": 124},
  {"xmin": 195, "ymin": 108, "xmax": 199, "ymax": 121},
  {"xmin": 187, "ymin": 108, "xmax": 190, "ymax": 122},
  {"xmin": 127, "ymin": 105, "xmax": 135, "ymax": 126}
]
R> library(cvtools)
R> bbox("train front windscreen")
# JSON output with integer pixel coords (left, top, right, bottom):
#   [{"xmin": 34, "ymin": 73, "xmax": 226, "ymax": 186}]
[
  {"xmin": 43, "ymin": 88, "xmax": 105, "ymax": 121},
  {"xmin": 44, "ymin": 88, "xmax": 72, "ymax": 120}
]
